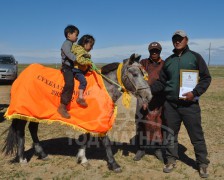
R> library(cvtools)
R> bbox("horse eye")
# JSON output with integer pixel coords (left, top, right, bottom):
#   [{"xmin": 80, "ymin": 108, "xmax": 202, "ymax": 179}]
[{"xmin": 128, "ymin": 68, "xmax": 138, "ymax": 77}]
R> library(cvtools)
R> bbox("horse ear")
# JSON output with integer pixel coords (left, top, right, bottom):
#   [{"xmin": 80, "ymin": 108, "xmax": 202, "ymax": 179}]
[
  {"xmin": 135, "ymin": 54, "xmax": 141, "ymax": 62},
  {"xmin": 128, "ymin": 53, "xmax": 141, "ymax": 65}
]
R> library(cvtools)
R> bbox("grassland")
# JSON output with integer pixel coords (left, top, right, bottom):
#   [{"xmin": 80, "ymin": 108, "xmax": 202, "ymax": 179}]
[
  {"xmin": 17, "ymin": 63, "xmax": 107, "ymax": 74},
  {"xmin": 0, "ymin": 65, "xmax": 224, "ymax": 179}
]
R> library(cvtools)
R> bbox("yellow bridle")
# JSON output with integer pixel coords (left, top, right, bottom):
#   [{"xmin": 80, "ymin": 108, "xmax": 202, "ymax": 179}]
[{"xmin": 116, "ymin": 63, "xmax": 132, "ymax": 108}]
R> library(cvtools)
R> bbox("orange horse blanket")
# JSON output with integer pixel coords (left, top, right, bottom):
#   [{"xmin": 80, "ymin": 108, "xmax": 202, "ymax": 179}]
[{"xmin": 5, "ymin": 64, "xmax": 116, "ymax": 136}]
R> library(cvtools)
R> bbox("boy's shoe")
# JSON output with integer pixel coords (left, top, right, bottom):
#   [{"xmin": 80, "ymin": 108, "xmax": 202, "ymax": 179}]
[
  {"xmin": 199, "ymin": 166, "xmax": 209, "ymax": 178},
  {"xmin": 163, "ymin": 161, "xmax": 176, "ymax": 173},
  {"xmin": 57, "ymin": 104, "xmax": 70, "ymax": 119},
  {"xmin": 76, "ymin": 98, "xmax": 88, "ymax": 107}
]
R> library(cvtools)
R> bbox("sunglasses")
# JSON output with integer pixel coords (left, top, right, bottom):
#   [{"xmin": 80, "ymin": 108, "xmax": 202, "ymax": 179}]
[
  {"xmin": 150, "ymin": 49, "xmax": 161, "ymax": 54},
  {"xmin": 172, "ymin": 35, "xmax": 184, "ymax": 42}
]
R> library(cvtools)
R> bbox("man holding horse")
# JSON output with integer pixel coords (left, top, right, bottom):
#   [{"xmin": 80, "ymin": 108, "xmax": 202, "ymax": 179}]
[{"xmin": 134, "ymin": 42, "xmax": 165, "ymax": 162}]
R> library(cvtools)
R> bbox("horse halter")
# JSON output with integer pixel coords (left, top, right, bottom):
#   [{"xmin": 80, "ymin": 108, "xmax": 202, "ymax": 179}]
[{"xmin": 121, "ymin": 63, "xmax": 149, "ymax": 96}]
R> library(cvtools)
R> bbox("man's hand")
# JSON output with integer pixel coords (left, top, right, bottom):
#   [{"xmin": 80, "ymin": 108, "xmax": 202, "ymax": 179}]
[{"xmin": 182, "ymin": 91, "xmax": 194, "ymax": 101}]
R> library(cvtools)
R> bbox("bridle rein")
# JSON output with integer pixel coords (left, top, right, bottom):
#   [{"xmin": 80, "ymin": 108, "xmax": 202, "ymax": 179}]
[{"xmin": 118, "ymin": 63, "xmax": 149, "ymax": 96}]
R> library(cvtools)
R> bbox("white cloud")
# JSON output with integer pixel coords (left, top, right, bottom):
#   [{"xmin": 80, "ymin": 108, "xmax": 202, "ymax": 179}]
[
  {"xmin": 91, "ymin": 38, "xmax": 224, "ymax": 65},
  {"xmin": 0, "ymin": 38, "xmax": 223, "ymax": 65},
  {"xmin": 92, "ymin": 39, "xmax": 224, "ymax": 64}
]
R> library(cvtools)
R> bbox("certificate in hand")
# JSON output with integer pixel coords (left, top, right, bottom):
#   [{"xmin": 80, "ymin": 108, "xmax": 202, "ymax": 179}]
[{"xmin": 179, "ymin": 69, "xmax": 199, "ymax": 99}]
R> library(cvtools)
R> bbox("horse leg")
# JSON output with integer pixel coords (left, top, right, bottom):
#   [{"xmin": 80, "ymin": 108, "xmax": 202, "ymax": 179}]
[
  {"xmin": 2, "ymin": 119, "xmax": 21, "ymax": 161},
  {"xmin": 101, "ymin": 135, "xmax": 122, "ymax": 173},
  {"xmin": 28, "ymin": 122, "xmax": 48, "ymax": 160},
  {"xmin": 76, "ymin": 133, "xmax": 90, "ymax": 166},
  {"xmin": 16, "ymin": 120, "xmax": 27, "ymax": 163}
]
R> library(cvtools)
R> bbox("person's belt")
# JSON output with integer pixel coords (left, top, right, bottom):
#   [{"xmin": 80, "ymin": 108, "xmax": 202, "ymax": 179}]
[
  {"xmin": 62, "ymin": 59, "xmax": 72, "ymax": 67},
  {"xmin": 167, "ymin": 99, "xmax": 198, "ymax": 107}
]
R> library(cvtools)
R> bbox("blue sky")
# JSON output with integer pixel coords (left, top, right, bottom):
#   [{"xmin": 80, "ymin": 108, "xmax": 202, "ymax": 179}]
[{"xmin": 1, "ymin": 0, "xmax": 224, "ymax": 65}]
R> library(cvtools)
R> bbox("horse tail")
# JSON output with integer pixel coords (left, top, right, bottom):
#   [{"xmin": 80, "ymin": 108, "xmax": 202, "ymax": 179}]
[{"xmin": 1, "ymin": 119, "xmax": 18, "ymax": 156}]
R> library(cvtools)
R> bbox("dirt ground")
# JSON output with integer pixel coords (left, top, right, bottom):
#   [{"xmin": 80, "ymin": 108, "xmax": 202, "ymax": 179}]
[{"xmin": 0, "ymin": 79, "xmax": 224, "ymax": 180}]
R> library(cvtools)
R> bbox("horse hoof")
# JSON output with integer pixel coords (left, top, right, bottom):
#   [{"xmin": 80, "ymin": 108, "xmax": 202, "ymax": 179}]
[
  {"xmin": 133, "ymin": 150, "xmax": 145, "ymax": 161},
  {"xmin": 41, "ymin": 155, "xmax": 49, "ymax": 161},
  {"xmin": 81, "ymin": 162, "xmax": 91, "ymax": 169},
  {"xmin": 19, "ymin": 158, "xmax": 27, "ymax": 164},
  {"xmin": 76, "ymin": 155, "xmax": 88, "ymax": 164},
  {"xmin": 109, "ymin": 162, "xmax": 122, "ymax": 173},
  {"xmin": 76, "ymin": 156, "xmax": 82, "ymax": 164},
  {"xmin": 113, "ymin": 167, "xmax": 122, "ymax": 173}
]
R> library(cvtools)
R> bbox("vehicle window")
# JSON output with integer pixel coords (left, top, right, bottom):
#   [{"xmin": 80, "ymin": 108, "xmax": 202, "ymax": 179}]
[{"xmin": 0, "ymin": 57, "xmax": 14, "ymax": 64}]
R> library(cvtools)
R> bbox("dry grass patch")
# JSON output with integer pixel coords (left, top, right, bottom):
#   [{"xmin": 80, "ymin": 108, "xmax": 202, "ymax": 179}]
[{"xmin": 0, "ymin": 66, "xmax": 224, "ymax": 179}]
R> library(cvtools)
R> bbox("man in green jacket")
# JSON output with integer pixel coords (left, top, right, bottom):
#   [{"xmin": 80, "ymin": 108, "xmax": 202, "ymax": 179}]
[{"xmin": 151, "ymin": 30, "xmax": 211, "ymax": 178}]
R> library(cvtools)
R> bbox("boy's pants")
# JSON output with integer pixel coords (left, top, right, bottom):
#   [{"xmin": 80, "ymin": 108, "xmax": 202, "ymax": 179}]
[
  {"xmin": 72, "ymin": 68, "xmax": 87, "ymax": 90},
  {"xmin": 61, "ymin": 66, "xmax": 74, "ymax": 105}
]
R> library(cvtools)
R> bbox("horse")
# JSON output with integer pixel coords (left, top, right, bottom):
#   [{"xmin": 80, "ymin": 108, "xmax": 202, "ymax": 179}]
[{"xmin": 2, "ymin": 53, "xmax": 152, "ymax": 173}]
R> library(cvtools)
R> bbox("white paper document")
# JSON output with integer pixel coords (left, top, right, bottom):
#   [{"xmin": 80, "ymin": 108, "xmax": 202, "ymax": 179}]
[
  {"xmin": 181, "ymin": 71, "xmax": 198, "ymax": 88},
  {"xmin": 179, "ymin": 87, "xmax": 193, "ymax": 98},
  {"xmin": 179, "ymin": 70, "xmax": 199, "ymax": 101}
]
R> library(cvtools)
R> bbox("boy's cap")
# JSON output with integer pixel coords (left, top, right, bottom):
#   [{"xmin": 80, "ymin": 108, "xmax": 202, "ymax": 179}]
[
  {"xmin": 148, "ymin": 42, "xmax": 162, "ymax": 51},
  {"xmin": 172, "ymin": 30, "xmax": 187, "ymax": 38}
]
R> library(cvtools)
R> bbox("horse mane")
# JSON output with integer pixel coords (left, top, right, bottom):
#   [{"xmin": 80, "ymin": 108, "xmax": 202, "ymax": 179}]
[{"xmin": 101, "ymin": 62, "xmax": 120, "ymax": 75}]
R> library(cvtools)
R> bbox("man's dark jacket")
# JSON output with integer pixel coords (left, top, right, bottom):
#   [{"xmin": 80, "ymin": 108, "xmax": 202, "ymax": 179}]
[{"xmin": 151, "ymin": 45, "xmax": 211, "ymax": 102}]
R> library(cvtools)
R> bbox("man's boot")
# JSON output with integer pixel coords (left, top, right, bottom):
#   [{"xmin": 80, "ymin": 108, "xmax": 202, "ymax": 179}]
[
  {"xmin": 198, "ymin": 164, "xmax": 209, "ymax": 178},
  {"xmin": 154, "ymin": 148, "xmax": 164, "ymax": 162},
  {"xmin": 133, "ymin": 132, "xmax": 146, "ymax": 161},
  {"xmin": 57, "ymin": 103, "xmax": 70, "ymax": 119}
]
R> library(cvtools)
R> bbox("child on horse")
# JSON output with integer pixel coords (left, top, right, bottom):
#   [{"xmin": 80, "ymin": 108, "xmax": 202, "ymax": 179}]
[
  {"xmin": 71, "ymin": 35, "xmax": 95, "ymax": 107},
  {"xmin": 58, "ymin": 24, "xmax": 95, "ymax": 119}
]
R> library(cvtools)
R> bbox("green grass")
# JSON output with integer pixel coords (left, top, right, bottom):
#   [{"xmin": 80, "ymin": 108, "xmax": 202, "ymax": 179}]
[
  {"xmin": 18, "ymin": 63, "xmax": 107, "ymax": 75},
  {"xmin": 18, "ymin": 64, "xmax": 224, "ymax": 77},
  {"xmin": 208, "ymin": 65, "xmax": 224, "ymax": 78},
  {"xmin": 18, "ymin": 63, "xmax": 60, "ymax": 74}
]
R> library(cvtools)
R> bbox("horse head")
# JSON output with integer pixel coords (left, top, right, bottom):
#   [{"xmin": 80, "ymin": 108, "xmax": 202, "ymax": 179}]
[{"xmin": 121, "ymin": 53, "xmax": 152, "ymax": 108}]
